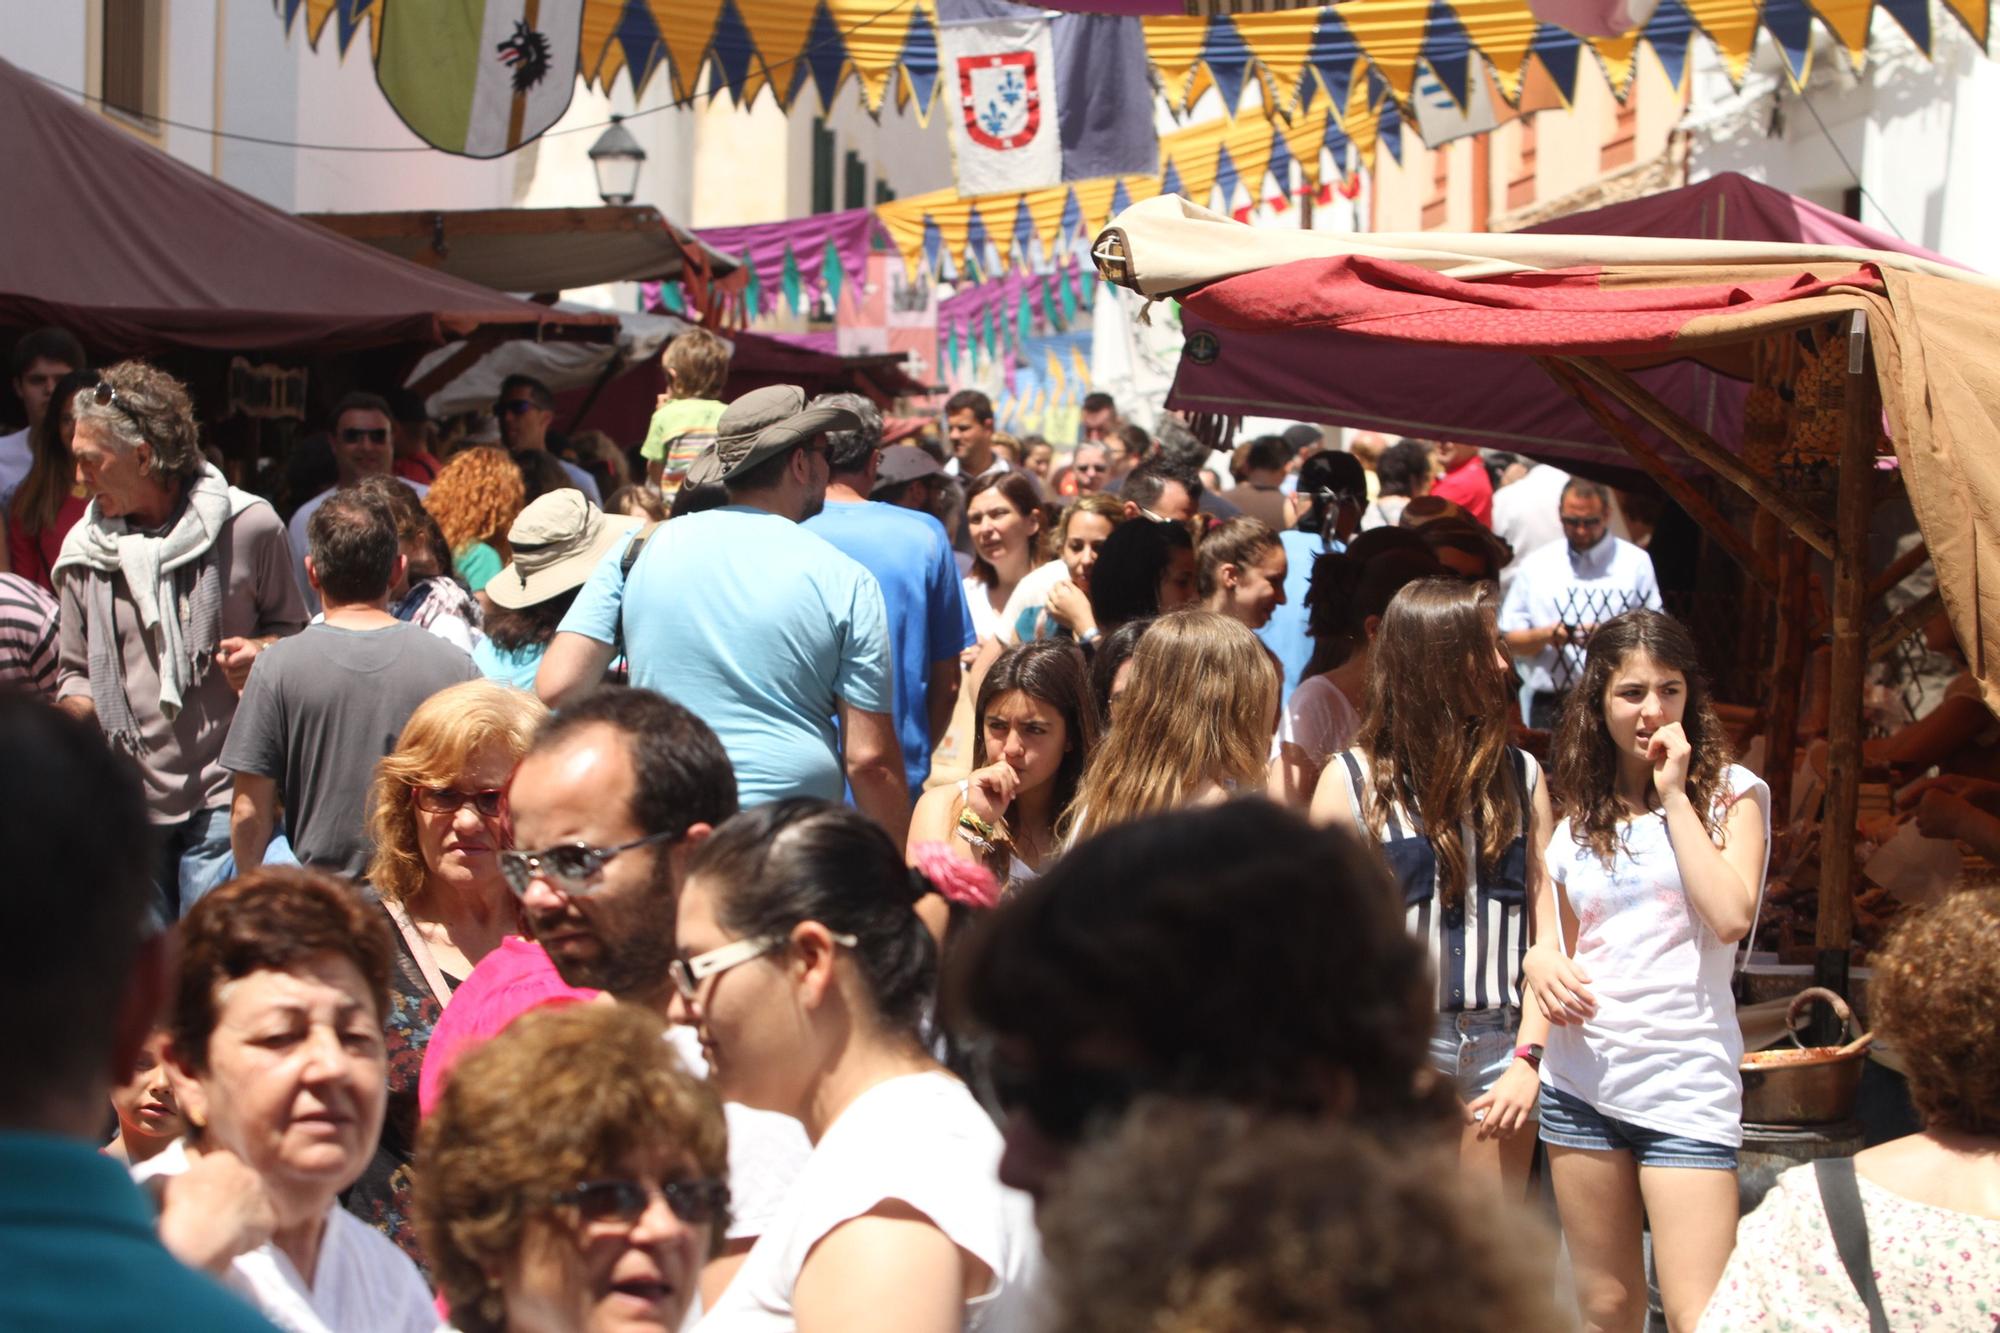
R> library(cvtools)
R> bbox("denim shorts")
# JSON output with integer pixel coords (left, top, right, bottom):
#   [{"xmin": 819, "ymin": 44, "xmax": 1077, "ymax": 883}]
[
  {"xmin": 1538, "ymin": 1084, "xmax": 1737, "ymax": 1170},
  {"xmin": 1428, "ymin": 1008, "xmax": 1536, "ymax": 1118}
]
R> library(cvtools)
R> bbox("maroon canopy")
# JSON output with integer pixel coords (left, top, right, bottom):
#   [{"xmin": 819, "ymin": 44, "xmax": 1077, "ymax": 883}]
[{"xmin": 0, "ymin": 56, "xmax": 612, "ymax": 358}]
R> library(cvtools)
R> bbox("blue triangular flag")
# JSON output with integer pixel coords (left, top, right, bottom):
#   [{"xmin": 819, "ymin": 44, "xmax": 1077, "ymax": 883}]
[
  {"xmin": 1306, "ymin": 7, "xmax": 1359, "ymax": 114},
  {"xmin": 799, "ymin": 1, "xmax": 847, "ymax": 110},
  {"xmin": 899, "ymin": 4, "xmax": 940, "ymax": 114},
  {"xmin": 709, "ymin": 0, "xmax": 759, "ymax": 101},
  {"xmin": 1417, "ymin": 0, "xmax": 1475, "ymax": 109},
  {"xmin": 1528, "ymin": 25, "xmax": 1582, "ymax": 103},
  {"xmin": 1640, "ymin": 0, "xmax": 1696, "ymax": 91},
  {"xmin": 1198, "ymin": 14, "xmax": 1253, "ymax": 112}
]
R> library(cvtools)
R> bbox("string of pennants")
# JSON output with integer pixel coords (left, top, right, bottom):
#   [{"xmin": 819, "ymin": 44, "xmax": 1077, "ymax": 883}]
[
  {"xmin": 283, "ymin": 0, "xmax": 1990, "ymax": 153},
  {"xmin": 935, "ymin": 264, "xmax": 1098, "ymax": 374}
]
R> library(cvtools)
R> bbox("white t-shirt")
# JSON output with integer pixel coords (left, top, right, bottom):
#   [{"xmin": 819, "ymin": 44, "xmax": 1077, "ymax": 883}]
[
  {"xmin": 1541, "ymin": 764, "xmax": 1771, "ymax": 1147},
  {"xmin": 1272, "ymin": 673, "xmax": 1360, "ymax": 768},
  {"xmin": 1498, "ymin": 532, "xmax": 1662, "ymax": 695},
  {"xmin": 995, "ymin": 560, "xmax": 1068, "ymax": 645},
  {"xmin": 964, "ymin": 575, "xmax": 1007, "ymax": 643},
  {"xmin": 131, "ymin": 1139, "xmax": 436, "ymax": 1333},
  {"xmin": 0, "ymin": 427, "xmax": 32, "ymax": 509},
  {"xmin": 698, "ymin": 1071, "xmax": 1042, "ymax": 1333},
  {"xmin": 664, "ymin": 1027, "xmax": 813, "ymax": 1244}
]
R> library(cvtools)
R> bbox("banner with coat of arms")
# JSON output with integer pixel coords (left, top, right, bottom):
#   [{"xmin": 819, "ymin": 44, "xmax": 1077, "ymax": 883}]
[
  {"xmin": 938, "ymin": 18, "xmax": 1063, "ymax": 198},
  {"xmin": 375, "ymin": 0, "xmax": 586, "ymax": 158}
]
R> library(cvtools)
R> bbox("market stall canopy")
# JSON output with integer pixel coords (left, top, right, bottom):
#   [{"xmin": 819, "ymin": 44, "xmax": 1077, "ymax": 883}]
[
  {"xmin": 0, "ymin": 57, "xmax": 612, "ymax": 358},
  {"xmin": 305, "ymin": 206, "xmax": 739, "ymax": 295},
  {"xmin": 1095, "ymin": 190, "xmax": 2000, "ymax": 709},
  {"xmin": 1127, "ymin": 174, "xmax": 1969, "ymax": 477}
]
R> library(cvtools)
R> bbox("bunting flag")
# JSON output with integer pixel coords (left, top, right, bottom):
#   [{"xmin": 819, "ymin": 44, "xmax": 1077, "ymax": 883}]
[
  {"xmin": 282, "ymin": 0, "xmax": 1993, "ymax": 158},
  {"xmin": 692, "ymin": 208, "xmax": 879, "ymax": 319}
]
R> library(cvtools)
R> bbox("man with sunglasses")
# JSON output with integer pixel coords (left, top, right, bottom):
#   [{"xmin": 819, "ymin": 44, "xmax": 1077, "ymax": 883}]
[
  {"xmin": 285, "ymin": 391, "xmax": 427, "ymax": 615},
  {"xmin": 502, "ymin": 687, "xmax": 811, "ymax": 1304},
  {"xmin": 1499, "ymin": 478, "xmax": 1662, "ymax": 729},
  {"xmin": 1069, "ymin": 442, "xmax": 1112, "ymax": 496},
  {"xmin": 495, "ymin": 373, "xmax": 601, "ymax": 504}
]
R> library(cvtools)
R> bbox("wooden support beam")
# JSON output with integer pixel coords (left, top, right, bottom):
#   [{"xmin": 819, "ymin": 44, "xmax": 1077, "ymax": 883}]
[
  {"xmin": 1867, "ymin": 540, "xmax": 1930, "ymax": 607},
  {"xmin": 1814, "ymin": 311, "xmax": 1876, "ymax": 1030},
  {"xmin": 1539, "ymin": 357, "xmax": 1778, "ymax": 594},
  {"xmin": 1868, "ymin": 588, "xmax": 1945, "ymax": 666},
  {"xmin": 1765, "ymin": 538, "xmax": 1812, "ymax": 830},
  {"xmin": 405, "ymin": 332, "xmax": 505, "ymax": 400},
  {"xmin": 1566, "ymin": 356, "xmax": 1839, "ymax": 560}
]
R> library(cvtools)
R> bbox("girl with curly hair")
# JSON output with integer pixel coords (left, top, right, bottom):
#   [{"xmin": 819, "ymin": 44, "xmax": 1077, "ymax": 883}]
[
  {"xmin": 423, "ymin": 446, "xmax": 525, "ymax": 602},
  {"xmin": 1527, "ymin": 609, "xmax": 1770, "ymax": 1333}
]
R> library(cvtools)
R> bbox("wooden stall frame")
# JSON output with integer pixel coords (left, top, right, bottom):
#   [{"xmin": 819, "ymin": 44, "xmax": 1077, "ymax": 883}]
[{"xmin": 1540, "ymin": 310, "xmax": 1900, "ymax": 1034}]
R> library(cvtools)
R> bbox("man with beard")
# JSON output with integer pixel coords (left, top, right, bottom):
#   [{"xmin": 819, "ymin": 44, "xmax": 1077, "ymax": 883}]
[
  {"xmin": 502, "ymin": 686, "xmax": 811, "ymax": 1307},
  {"xmin": 537, "ymin": 385, "xmax": 906, "ymax": 839}
]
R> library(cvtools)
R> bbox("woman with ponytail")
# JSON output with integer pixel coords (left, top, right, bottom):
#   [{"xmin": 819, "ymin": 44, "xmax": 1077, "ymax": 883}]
[{"xmin": 671, "ymin": 799, "xmax": 1040, "ymax": 1332}]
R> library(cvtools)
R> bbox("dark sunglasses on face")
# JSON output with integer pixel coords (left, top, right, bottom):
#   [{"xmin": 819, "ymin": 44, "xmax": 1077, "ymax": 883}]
[
  {"xmin": 1561, "ymin": 515, "xmax": 1605, "ymax": 530},
  {"xmin": 411, "ymin": 787, "xmax": 507, "ymax": 818},
  {"xmin": 1075, "ymin": 463, "xmax": 1107, "ymax": 474},
  {"xmin": 497, "ymin": 827, "xmax": 681, "ymax": 898},
  {"xmin": 497, "ymin": 399, "xmax": 543, "ymax": 416},
  {"xmin": 982, "ymin": 1051, "xmax": 1149, "ymax": 1146},
  {"xmin": 549, "ymin": 1177, "xmax": 731, "ymax": 1228},
  {"xmin": 339, "ymin": 427, "xmax": 390, "ymax": 444}
]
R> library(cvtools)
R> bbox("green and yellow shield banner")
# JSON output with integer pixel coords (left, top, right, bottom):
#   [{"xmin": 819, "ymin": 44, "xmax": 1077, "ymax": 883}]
[{"xmin": 376, "ymin": 0, "xmax": 586, "ymax": 158}]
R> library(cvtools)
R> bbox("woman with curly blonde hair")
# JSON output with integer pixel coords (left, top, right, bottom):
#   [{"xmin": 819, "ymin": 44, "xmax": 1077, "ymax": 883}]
[
  {"xmin": 1066, "ymin": 609, "xmax": 1277, "ymax": 844},
  {"xmin": 1700, "ymin": 890, "xmax": 2000, "ymax": 1332},
  {"xmin": 417, "ymin": 1002, "xmax": 729, "ymax": 1333},
  {"xmin": 348, "ymin": 679, "xmax": 546, "ymax": 1264},
  {"xmin": 424, "ymin": 445, "xmax": 525, "ymax": 600}
]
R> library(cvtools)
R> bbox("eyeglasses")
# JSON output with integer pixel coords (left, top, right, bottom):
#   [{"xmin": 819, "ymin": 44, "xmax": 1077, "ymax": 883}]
[
  {"xmin": 667, "ymin": 930, "xmax": 859, "ymax": 1003},
  {"xmin": 410, "ymin": 787, "xmax": 506, "ymax": 818},
  {"xmin": 548, "ymin": 1177, "xmax": 731, "ymax": 1228},
  {"xmin": 339, "ymin": 427, "xmax": 390, "ymax": 444},
  {"xmin": 497, "ymin": 399, "xmax": 544, "ymax": 416},
  {"xmin": 1560, "ymin": 515, "xmax": 1605, "ymax": 530},
  {"xmin": 981, "ymin": 1051, "xmax": 1148, "ymax": 1146},
  {"xmin": 497, "ymin": 828, "xmax": 681, "ymax": 899},
  {"xmin": 86, "ymin": 381, "xmax": 146, "ymax": 430}
]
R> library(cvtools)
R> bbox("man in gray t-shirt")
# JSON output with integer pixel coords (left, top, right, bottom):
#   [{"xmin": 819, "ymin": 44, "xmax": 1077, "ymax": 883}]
[{"xmin": 222, "ymin": 489, "xmax": 477, "ymax": 878}]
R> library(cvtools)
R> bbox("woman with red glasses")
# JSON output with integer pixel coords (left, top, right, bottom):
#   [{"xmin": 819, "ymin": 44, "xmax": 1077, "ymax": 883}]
[{"xmin": 352, "ymin": 679, "xmax": 547, "ymax": 1265}]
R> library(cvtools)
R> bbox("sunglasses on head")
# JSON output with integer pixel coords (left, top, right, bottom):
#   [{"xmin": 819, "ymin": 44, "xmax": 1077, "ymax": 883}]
[
  {"xmin": 86, "ymin": 380, "xmax": 146, "ymax": 430},
  {"xmin": 548, "ymin": 1177, "xmax": 731, "ymax": 1228},
  {"xmin": 339, "ymin": 426, "xmax": 389, "ymax": 444}
]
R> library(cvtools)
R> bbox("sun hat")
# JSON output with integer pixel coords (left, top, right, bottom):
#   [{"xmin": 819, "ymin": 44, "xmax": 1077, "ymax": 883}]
[
  {"xmin": 708, "ymin": 383, "xmax": 861, "ymax": 483},
  {"xmin": 870, "ymin": 444, "xmax": 946, "ymax": 495},
  {"xmin": 487, "ymin": 489, "xmax": 641, "ymax": 609}
]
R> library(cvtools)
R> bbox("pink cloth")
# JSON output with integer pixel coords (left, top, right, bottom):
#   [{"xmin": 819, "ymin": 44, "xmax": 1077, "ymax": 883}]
[
  {"xmin": 416, "ymin": 935, "xmax": 598, "ymax": 1119},
  {"xmin": 1431, "ymin": 454, "xmax": 1494, "ymax": 527}
]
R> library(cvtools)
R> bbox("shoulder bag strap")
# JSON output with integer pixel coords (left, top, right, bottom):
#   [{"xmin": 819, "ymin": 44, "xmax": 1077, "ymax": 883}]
[
  {"xmin": 612, "ymin": 522, "xmax": 661, "ymax": 660},
  {"xmin": 1813, "ymin": 1157, "xmax": 1891, "ymax": 1333},
  {"xmin": 380, "ymin": 897, "xmax": 455, "ymax": 1004}
]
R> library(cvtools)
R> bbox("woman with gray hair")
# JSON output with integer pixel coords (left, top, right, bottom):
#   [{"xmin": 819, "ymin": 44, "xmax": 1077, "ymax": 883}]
[{"xmin": 52, "ymin": 360, "xmax": 308, "ymax": 920}]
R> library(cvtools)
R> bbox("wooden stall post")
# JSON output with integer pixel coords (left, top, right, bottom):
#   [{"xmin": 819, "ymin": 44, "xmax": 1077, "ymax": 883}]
[
  {"xmin": 1764, "ymin": 538, "xmax": 1811, "ymax": 830},
  {"xmin": 1813, "ymin": 311, "xmax": 1879, "ymax": 1037}
]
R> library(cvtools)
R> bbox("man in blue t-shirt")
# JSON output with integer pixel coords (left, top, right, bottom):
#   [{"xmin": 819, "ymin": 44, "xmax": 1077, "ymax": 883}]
[
  {"xmin": 804, "ymin": 393, "xmax": 974, "ymax": 795},
  {"xmin": 538, "ymin": 385, "xmax": 908, "ymax": 841}
]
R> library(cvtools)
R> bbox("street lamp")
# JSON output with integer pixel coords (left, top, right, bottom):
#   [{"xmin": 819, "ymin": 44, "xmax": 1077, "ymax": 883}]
[{"xmin": 589, "ymin": 115, "xmax": 646, "ymax": 206}]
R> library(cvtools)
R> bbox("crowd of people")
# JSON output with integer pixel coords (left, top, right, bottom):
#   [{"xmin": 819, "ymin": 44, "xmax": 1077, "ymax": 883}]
[{"xmin": 1, "ymin": 323, "xmax": 1995, "ymax": 1333}]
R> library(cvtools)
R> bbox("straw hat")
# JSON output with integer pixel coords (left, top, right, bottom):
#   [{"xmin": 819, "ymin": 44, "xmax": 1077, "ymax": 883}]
[{"xmin": 487, "ymin": 490, "xmax": 641, "ymax": 609}]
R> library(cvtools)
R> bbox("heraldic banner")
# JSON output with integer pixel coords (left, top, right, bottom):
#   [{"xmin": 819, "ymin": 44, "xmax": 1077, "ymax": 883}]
[
  {"xmin": 938, "ymin": 17, "xmax": 1064, "ymax": 200},
  {"xmin": 377, "ymin": 0, "xmax": 586, "ymax": 159}
]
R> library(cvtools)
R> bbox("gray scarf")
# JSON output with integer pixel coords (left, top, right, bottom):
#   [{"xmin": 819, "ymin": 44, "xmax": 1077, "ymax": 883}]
[{"xmin": 52, "ymin": 464, "xmax": 252, "ymax": 752}]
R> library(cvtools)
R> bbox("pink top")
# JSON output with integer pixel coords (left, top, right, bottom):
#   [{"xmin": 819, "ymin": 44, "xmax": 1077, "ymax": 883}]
[{"xmin": 416, "ymin": 935, "xmax": 598, "ymax": 1118}]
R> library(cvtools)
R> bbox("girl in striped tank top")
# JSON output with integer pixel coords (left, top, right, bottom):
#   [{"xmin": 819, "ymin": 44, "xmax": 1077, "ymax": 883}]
[{"xmin": 1312, "ymin": 577, "xmax": 1554, "ymax": 1199}]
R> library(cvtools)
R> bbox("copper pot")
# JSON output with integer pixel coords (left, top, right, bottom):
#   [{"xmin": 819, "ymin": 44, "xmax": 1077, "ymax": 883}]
[{"xmin": 1740, "ymin": 988, "xmax": 1871, "ymax": 1126}]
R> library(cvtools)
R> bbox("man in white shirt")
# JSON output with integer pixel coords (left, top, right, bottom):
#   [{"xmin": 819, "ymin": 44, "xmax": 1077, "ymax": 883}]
[
  {"xmin": 287, "ymin": 392, "xmax": 427, "ymax": 613},
  {"xmin": 943, "ymin": 389, "xmax": 1009, "ymax": 484},
  {"xmin": 1499, "ymin": 478, "xmax": 1662, "ymax": 729},
  {"xmin": 1, "ymin": 327, "xmax": 85, "ymax": 509}
]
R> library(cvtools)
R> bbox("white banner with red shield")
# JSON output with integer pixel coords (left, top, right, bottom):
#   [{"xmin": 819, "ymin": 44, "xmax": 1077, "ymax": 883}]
[{"xmin": 938, "ymin": 16, "xmax": 1063, "ymax": 202}]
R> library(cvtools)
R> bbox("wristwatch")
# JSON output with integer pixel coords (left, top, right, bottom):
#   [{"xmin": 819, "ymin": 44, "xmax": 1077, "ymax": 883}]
[{"xmin": 1513, "ymin": 1043, "xmax": 1544, "ymax": 1068}]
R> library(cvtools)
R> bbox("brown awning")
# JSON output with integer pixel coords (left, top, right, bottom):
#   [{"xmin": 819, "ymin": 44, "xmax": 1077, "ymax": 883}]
[
  {"xmin": 304, "ymin": 205, "xmax": 739, "ymax": 295},
  {"xmin": 0, "ymin": 55, "xmax": 613, "ymax": 357}
]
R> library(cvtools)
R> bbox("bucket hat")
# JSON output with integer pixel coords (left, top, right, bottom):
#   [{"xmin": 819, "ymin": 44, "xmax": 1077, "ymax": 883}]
[
  {"xmin": 487, "ymin": 489, "xmax": 641, "ymax": 609},
  {"xmin": 707, "ymin": 384, "xmax": 861, "ymax": 483}
]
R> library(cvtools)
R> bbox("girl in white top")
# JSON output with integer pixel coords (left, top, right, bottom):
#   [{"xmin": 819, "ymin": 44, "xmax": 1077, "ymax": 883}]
[
  {"xmin": 671, "ymin": 800, "xmax": 1040, "ymax": 1333},
  {"xmin": 963, "ymin": 473, "xmax": 1044, "ymax": 646},
  {"xmin": 1523, "ymin": 610, "xmax": 1769, "ymax": 1333},
  {"xmin": 909, "ymin": 640, "xmax": 1100, "ymax": 891}
]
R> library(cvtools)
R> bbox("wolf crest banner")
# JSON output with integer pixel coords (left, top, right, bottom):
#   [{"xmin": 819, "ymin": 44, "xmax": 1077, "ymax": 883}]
[
  {"xmin": 940, "ymin": 18, "xmax": 1063, "ymax": 199},
  {"xmin": 376, "ymin": 0, "xmax": 587, "ymax": 158}
]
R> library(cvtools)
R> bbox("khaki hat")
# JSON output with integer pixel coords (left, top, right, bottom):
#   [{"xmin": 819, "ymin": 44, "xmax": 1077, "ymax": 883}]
[
  {"xmin": 488, "ymin": 490, "xmax": 642, "ymax": 609},
  {"xmin": 710, "ymin": 384, "xmax": 861, "ymax": 483}
]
